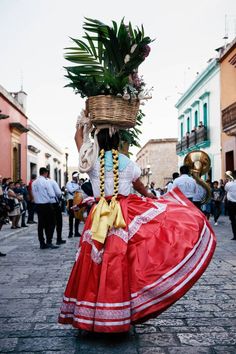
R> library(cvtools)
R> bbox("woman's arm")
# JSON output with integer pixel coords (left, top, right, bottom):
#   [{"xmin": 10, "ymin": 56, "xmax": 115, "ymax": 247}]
[
  {"xmin": 132, "ymin": 178, "xmax": 156, "ymax": 199},
  {"xmin": 74, "ymin": 126, "xmax": 84, "ymax": 152}
]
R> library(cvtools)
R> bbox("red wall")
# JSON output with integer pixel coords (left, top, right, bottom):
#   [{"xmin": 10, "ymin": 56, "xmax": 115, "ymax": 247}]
[{"xmin": 0, "ymin": 94, "xmax": 27, "ymax": 182}]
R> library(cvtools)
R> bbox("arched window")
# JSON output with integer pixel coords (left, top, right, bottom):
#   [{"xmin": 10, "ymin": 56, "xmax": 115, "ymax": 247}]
[{"xmin": 203, "ymin": 103, "xmax": 208, "ymax": 127}]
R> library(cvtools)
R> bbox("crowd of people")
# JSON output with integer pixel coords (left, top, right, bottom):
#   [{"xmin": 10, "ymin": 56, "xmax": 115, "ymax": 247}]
[{"xmin": 0, "ymin": 170, "xmax": 93, "ymax": 256}]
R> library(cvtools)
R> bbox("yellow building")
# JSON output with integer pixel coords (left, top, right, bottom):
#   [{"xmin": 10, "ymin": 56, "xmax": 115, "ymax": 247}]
[{"xmin": 220, "ymin": 38, "xmax": 236, "ymax": 174}]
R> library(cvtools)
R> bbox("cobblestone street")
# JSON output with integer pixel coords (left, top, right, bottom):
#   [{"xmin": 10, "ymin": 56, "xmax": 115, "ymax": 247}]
[{"xmin": 0, "ymin": 215, "xmax": 236, "ymax": 353}]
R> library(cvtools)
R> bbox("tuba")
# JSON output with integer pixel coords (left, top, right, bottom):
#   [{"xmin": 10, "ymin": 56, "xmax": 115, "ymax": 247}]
[{"xmin": 184, "ymin": 150, "xmax": 211, "ymax": 204}]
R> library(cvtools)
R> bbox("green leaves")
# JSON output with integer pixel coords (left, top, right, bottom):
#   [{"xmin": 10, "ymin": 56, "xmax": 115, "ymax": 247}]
[
  {"xmin": 119, "ymin": 110, "xmax": 145, "ymax": 147},
  {"xmin": 64, "ymin": 18, "xmax": 153, "ymax": 98}
]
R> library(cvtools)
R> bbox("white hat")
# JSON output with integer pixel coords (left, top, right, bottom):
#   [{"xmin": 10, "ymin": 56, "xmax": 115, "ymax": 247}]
[{"xmin": 72, "ymin": 171, "xmax": 79, "ymax": 178}]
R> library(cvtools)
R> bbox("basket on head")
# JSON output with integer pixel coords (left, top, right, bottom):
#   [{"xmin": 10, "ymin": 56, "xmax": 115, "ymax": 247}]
[{"xmin": 87, "ymin": 95, "xmax": 140, "ymax": 128}]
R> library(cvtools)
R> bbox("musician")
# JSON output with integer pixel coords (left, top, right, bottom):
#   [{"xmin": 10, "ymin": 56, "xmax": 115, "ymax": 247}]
[
  {"xmin": 173, "ymin": 165, "xmax": 197, "ymax": 201},
  {"xmin": 66, "ymin": 172, "xmax": 82, "ymax": 238},
  {"xmin": 225, "ymin": 172, "xmax": 236, "ymax": 240}
]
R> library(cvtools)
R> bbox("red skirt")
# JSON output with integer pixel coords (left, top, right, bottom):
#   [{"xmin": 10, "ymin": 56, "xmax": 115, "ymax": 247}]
[{"xmin": 58, "ymin": 188, "xmax": 216, "ymax": 333}]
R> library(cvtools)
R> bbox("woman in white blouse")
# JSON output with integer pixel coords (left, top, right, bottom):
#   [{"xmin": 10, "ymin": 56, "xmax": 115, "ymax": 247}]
[{"xmin": 59, "ymin": 125, "xmax": 216, "ymax": 334}]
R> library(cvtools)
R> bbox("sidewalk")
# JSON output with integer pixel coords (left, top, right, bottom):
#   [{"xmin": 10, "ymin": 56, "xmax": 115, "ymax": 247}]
[{"xmin": 0, "ymin": 222, "xmax": 37, "ymax": 242}]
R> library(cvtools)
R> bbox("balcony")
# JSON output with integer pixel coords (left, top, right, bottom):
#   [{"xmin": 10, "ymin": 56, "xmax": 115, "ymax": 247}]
[
  {"xmin": 176, "ymin": 126, "xmax": 209, "ymax": 155},
  {"xmin": 222, "ymin": 101, "xmax": 236, "ymax": 136}
]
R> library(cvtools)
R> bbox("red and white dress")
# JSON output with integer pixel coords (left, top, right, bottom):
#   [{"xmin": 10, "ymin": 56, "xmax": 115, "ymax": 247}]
[{"xmin": 58, "ymin": 153, "xmax": 216, "ymax": 333}]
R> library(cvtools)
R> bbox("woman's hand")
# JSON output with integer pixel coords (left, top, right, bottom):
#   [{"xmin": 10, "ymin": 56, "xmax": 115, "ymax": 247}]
[{"xmin": 132, "ymin": 178, "xmax": 158, "ymax": 199}]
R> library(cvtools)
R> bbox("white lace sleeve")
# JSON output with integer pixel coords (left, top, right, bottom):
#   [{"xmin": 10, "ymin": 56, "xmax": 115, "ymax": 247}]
[{"xmin": 130, "ymin": 161, "xmax": 141, "ymax": 182}]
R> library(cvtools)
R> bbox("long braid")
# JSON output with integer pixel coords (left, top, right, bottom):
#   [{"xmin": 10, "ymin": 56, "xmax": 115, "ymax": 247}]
[
  {"xmin": 99, "ymin": 149, "xmax": 105, "ymax": 198},
  {"xmin": 112, "ymin": 149, "xmax": 119, "ymax": 197}
]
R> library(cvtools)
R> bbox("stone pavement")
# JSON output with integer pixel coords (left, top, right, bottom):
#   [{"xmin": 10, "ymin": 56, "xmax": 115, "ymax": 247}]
[{"xmin": 0, "ymin": 215, "xmax": 236, "ymax": 353}]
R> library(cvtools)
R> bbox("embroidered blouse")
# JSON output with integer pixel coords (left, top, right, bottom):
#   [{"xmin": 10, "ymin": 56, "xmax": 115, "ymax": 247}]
[{"xmin": 88, "ymin": 151, "xmax": 141, "ymax": 198}]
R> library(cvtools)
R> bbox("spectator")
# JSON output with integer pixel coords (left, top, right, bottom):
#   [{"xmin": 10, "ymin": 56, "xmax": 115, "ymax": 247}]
[
  {"xmin": 47, "ymin": 174, "xmax": 66, "ymax": 245},
  {"xmin": 66, "ymin": 172, "xmax": 82, "ymax": 238},
  {"xmin": 27, "ymin": 174, "xmax": 37, "ymax": 224},
  {"xmin": 7, "ymin": 181, "xmax": 21, "ymax": 229},
  {"xmin": 14, "ymin": 180, "xmax": 28, "ymax": 228},
  {"xmin": 32, "ymin": 167, "xmax": 58, "ymax": 249},
  {"xmin": 166, "ymin": 172, "xmax": 180, "ymax": 193},
  {"xmin": 172, "ymin": 165, "xmax": 197, "ymax": 201},
  {"xmin": 193, "ymin": 184, "xmax": 206, "ymax": 210},
  {"xmin": 211, "ymin": 181, "xmax": 224, "ymax": 226},
  {"xmin": 201, "ymin": 180, "xmax": 212, "ymax": 220},
  {"xmin": 0, "ymin": 175, "xmax": 6, "ymax": 256},
  {"xmin": 225, "ymin": 172, "xmax": 236, "ymax": 240}
]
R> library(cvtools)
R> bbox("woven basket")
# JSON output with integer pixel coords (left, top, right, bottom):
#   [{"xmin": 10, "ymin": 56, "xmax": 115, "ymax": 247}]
[{"xmin": 87, "ymin": 95, "xmax": 140, "ymax": 128}]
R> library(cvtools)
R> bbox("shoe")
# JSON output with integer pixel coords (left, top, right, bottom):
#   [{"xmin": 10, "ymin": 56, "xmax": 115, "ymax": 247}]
[
  {"xmin": 46, "ymin": 243, "xmax": 59, "ymax": 249},
  {"xmin": 27, "ymin": 221, "xmax": 34, "ymax": 224},
  {"xmin": 56, "ymin": 239, "xmax": 66, "ymax": 245},
  {"xmin": 214, "ymin": 222, "xmax": 218, "ymax": 226},
  {"xmin": 40, "ymin": 244, "xmax": 49, "ymax": 249},
  {"xmin": 0, "ymin": 252, "xmax": 6, "ymax": 257},
  {"xmin": 68, "ymin": 234, "xmax": 73, "ymax": 238},
  {"xmin": 16, "ymin": 226, "xmax": 21, "ymax": 228},
  {"xmin": 231, "ymin": 237, "xmax": 236, "ymax": 240},
  {"xmin": 21, "ymin": 225, "xmax": 28, "ymax": 227},
  {"xmin": 74, "ymin": 233, "xmax": 81, "ymax": 237}
]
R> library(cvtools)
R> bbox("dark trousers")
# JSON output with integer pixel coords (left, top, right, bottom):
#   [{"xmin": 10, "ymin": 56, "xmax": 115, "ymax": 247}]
[
  {"xmin": 228, "ymin": 201, "xmax": 236, "ymax": 238},
  {"xmin": 193, "ymin": 201, "xmax": 202, "ymax": 210},
  {"xmin": 68, "ymin": 199, "xmax": 79, "ymax": 236},
  {"xmin": 21, "ymin": 200, "xmax": 27, "ymax": 226},
  {"xmin": 36, "ymin": 203, "xmax": 55, "ymax": 246},
  {"xmin": 212, "ymin": 201, "xmax": 221, "ymax": 222},
  {"xmin": 51, "ymin": 203, "xmax": 63, "ymax": 241},
  {"xmin": 27, "ymin": 201, "xmax": 36, "ymax": 222}
]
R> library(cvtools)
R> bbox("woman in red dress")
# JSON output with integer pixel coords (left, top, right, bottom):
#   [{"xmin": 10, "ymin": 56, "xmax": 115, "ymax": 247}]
[{"xmin": 58, "ymin": 127, "xmax": 216, "ymax": 333}]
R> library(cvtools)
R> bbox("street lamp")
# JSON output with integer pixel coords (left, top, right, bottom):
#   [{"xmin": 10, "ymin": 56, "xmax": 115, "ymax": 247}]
[
  {"xmin": 146, "ymin": 164, "xmax": 152, "ymax": 187},
  {"xmin": 65, "ymin": 147, "xmax": 69, "ymax": 184}
]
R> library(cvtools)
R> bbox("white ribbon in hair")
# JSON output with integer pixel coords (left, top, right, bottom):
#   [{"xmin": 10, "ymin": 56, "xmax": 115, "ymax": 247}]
[{"xmin": 78, "ymin": 111, "xmax": 119, "ymax": 173}]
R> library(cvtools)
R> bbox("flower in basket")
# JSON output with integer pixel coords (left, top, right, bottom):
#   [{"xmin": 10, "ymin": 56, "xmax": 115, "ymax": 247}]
[{"xmin": 64, "ymin": 18, "xmax": 154, "ymax": 101}]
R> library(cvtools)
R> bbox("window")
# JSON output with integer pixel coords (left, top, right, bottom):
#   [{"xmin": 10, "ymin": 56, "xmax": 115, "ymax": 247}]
[
  {"xmin": 187, "ymin": 117, "xmax": 190, "ymax": 133},
  {"xmin": 203, "ymin": 103, "xmax": 208, "ymax": 127},
  {"xmin": 180, "ymin": 122, "xmax": 183, "ymax": 138},
  {"xmin": 194, "ymin": 110, "xmax": 198, "ymax": 128}
]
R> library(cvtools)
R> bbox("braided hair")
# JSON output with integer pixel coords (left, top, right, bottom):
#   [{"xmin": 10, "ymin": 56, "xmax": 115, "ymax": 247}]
[{"xmin": 97, "ymin": 129, "xmax": 120, "ymax": 198}]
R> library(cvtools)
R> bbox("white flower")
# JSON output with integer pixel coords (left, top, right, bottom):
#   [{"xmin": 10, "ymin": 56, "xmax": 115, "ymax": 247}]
[
  {"xmin": 130, "ymin": 44, "xmax": 137, "ymax": 53},
  {"xmin": 123, "ymin": 93, "xmax": 130, "ymax": 100},
  {"xmin": 138, "ymin": 92, "xmax": 145, "ymax": 100},
  {"xmin": 124, "ymin": 54, "xmax": 130, "ymax": 64}
]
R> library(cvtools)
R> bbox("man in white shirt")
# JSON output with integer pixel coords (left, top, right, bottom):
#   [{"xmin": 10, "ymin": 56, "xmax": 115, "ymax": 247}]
[
  {"xmin": 48, "ymin": 176, "xmax": 66, "ymax": 245},
  {"xmin": 173, "ymin": 165, "xmax": 197, "ymax": 201},
  {"xmin": 32, "ymin": 167, "xmax": 58, "ymax": 249},
  {"xmin": 166, "ymin": 172, "xmax": 180, "ymax": 193},
  {"xmin": 193, "ymin": 184, "xmax": 206, "ymax": 210},
  {"xmin": 66, "ymin": 172, "xmax": 82, "ymax": 238},
  {"xmin": 225, "ymin": 174, "xmax": 236, "ymax": 240}
]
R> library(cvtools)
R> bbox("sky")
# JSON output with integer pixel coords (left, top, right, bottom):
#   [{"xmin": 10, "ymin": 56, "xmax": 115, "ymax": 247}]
[{"xmin": 0, "ymin": 0, "xmax": 236, "ymax": 165}]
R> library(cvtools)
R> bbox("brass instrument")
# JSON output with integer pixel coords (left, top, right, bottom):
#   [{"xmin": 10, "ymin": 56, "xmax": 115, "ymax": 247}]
[
  {"xmin": 225, "ymin": 170, "xmax": 235, "ymax": 181},
  {"xmin": 184, "ymin": 150, "xmax": 211, "ymax": 204}
]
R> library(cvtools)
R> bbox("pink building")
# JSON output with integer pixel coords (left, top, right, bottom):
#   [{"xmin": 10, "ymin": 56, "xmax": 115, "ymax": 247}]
[{"xmin": 0, "ymin": 85, "xmax": 28, "ymax": 182}]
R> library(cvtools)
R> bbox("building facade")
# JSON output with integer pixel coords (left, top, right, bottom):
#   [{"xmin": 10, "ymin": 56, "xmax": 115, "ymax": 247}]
[
  {"xmin": 136, "ymin": 138, "xmax": 178, "ymax": 188},
  {"xmin": 219, "ymin": 38, "xmax": 236, "ymax": 174},
  {"xmin": 175, "ymin": 59, "xmax": 221, "ymax": 181},
  {"xmin": 0, "ymin": 85, "xmax": 28, "ymax": 182},
  {"xmin": 27, "ymin": 120, "xmax": 66, "ymax": 186}
]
